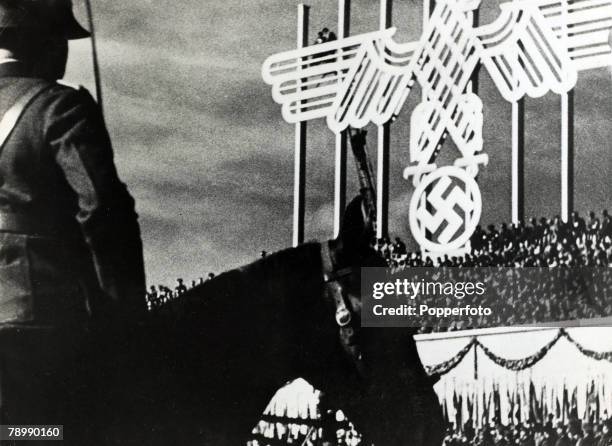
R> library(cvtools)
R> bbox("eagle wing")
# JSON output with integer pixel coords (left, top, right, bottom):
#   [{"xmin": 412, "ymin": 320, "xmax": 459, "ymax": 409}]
[
  {"xmin": 327, "ymin": 33, "xmax": 419, "ymax": 132},
  {"xmin": 262, "ymin": 28, "xmax": 418, "ymax": 133},
  {"xmin": 535, "ymin": 0, "xmax": 612, "ymax": 71},
  {"xmin": 476, "ymin": 2, "xmax": 578, "ymax": 102}
]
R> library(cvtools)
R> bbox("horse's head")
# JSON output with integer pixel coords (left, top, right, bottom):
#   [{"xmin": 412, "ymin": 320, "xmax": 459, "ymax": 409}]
[{"xmin": 311, "ymin": 196, "xmax": 443, "ymax": 446}]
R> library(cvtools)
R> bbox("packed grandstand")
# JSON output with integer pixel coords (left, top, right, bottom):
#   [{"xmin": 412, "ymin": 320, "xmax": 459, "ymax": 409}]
[{"xmin": 146, "ymin": 210, "xmax": 612, "ymax": 332}]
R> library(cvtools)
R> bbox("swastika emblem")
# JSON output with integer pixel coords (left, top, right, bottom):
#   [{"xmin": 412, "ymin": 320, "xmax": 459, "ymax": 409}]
[
  {"xmin": 409, "ymin": 167, "xmax": 482, "ymax": 253},
  {"xmin": 262, "ymin": 0, "xmax": 612, "ymax": 254}
]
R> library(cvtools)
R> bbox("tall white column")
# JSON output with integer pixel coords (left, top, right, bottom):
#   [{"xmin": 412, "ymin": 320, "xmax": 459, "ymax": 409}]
[
  {"xmin": 559, "ymin": 0, "xmax": 574, "ymax": 223},
  {"xmin": 561, "ymin": 90, "xmax": 574, "ymax": 222},
  {"xmin": 511, "ymin": 99, "xmax": 525, "ymax": 224},
  {"xmin": 334, "ymin": 0, "xmax": 351, "ymax": 237},
  {"xmin": 376, "ymin": 0, "xmax": 393, "ymax": 240},
  {"xmin": 293, "ymin": 4, "xmax": 309, "ymax": 247}
]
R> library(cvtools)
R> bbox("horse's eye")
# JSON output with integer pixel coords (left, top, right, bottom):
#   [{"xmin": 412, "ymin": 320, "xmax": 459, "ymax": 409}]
[{"xmin": 336, "ymin": 308, "xmax": 352, "ymax": 327}]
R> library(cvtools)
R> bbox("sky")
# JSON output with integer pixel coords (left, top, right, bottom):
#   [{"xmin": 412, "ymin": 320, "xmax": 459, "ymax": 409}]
[{"xmin": 65, "ymin": 0, "xmax": 611, "ymax": 286}]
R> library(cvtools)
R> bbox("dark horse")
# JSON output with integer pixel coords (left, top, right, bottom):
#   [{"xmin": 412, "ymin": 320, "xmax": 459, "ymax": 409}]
[{"xmin": 91, "ymin": 198, "xmax": 443, "ymax": 446}]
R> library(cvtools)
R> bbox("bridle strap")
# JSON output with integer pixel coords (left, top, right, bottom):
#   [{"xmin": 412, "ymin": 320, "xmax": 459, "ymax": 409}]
[
  {"xmin": 320, "ymin": 241, "xmax": 366, "ymax": 376},
  {"xmin": 321, "ymin": 241, "xmax": 351, "ymax": 325}
]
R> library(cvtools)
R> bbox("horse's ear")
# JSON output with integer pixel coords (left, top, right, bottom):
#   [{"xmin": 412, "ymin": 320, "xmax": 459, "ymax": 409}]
[
  {"xmin": 334, "ymin": 195, "xmax": 377, "ymax": 266},
  {"xmin": 339, "ymin": 195, "xmax": 369, "ymax": 247}
]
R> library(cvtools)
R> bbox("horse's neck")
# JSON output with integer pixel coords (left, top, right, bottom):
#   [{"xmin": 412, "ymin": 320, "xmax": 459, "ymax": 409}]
[
  {"xmin": 204, "ymin": 241, "xmax": 325, "ymax": 326},
  {"xmin": 165, "ymin": 242, "xmax": 326, "ymax": 414}
]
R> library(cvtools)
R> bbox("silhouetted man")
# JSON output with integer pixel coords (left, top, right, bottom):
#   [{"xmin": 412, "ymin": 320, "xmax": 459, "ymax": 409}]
[
  {"xmin": 175, "ymin": 278, "xmax": 187, "ymax": 296},
  {"xmin": 0, "ymin": 0, "xmax": 145, "ymax": 442}
]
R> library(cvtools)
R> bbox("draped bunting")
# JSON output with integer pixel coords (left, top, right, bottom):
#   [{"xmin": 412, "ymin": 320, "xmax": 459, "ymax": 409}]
[
  {"xmin": 477, "ymin": 330, "xmax": 565, "ymax": 371},
  {"xmin": 426, "ymin": 338, "xmax": 477, "ymax": 376},
  {"xmin": 425, "ymin": 328, "xmax": 612, "ymax": 376},
  {"xmin": 564, "ymin": 330, "xmax": 612, "ymax": 362}
]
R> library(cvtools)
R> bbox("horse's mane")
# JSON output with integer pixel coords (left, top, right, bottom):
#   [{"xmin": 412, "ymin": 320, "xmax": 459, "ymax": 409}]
[
  {"xmin": 236, "ymin": 242, "xmax": 323, "ymax": 285},
  {"xmin": 158, "ymin": 242, "xmax": 324, "ymax": 322}
]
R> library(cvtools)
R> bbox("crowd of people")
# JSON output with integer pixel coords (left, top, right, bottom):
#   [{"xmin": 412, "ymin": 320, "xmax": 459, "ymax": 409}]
[
  {"xmin": 251, "ymin": 408, "xmax": 612, "ymax": 446},
  {"xmin": 314, "ymin": 27, "xmax": 337, "ymax": 46},
  {"xmin": 443, "ymin": 417, "xmax": 612, "ymax": 446},
  {"xmin": 249, "ymin": 416, "xmax": 612, "ymax": 446},
  {"xmin": 250, "ymin": 411, "xmax": 360, "ymax": 446},
  {"xmin": 146, "ymin": 210, "xmax": 611, "ymax": 327},
  {"xmin": 373, "ymin": 210, "xmax": 612, "ymax": 332},
  {"xmin": 145, "ymin": 273, "xmax": 216, "ymax": 310},
  {"xmin": 376, "ymin": 211, "xmax": 612, "ymax": 269}
]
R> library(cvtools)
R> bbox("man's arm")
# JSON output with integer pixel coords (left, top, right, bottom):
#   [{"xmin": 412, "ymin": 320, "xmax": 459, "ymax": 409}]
[{"xmin": 45, "ymin": 86, "xmax": 146, "ymax": 321}]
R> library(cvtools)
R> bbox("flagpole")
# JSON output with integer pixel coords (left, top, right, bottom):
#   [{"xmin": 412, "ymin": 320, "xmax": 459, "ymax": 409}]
[{"xmin": 84, "ymin": 0, "xmax": 104, "ymax": 116}]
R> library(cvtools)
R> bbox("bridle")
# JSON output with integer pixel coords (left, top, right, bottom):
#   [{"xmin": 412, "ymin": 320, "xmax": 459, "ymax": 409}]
[{"xmin": 320, "ymin": 241, "xmax": 368, "ymax": 378}]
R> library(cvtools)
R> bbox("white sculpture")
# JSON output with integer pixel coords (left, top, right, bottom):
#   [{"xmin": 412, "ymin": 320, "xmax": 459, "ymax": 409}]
[{"xmin": 262, "ymin": 0, "xmax": 612, "ymax": 255}]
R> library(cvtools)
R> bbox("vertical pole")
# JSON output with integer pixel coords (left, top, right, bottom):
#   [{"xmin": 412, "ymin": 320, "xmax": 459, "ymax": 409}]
[
  {"xmin": 511, "ymin": 0, "xmax": 525, "ymax": 225},
  {"xmin": 338, "ymin": 0, "xmax": 351, "ymax": 42},
  {"xmin": 419, "ymin": 0, "xmax": 433, "ymax": 251},
  {"xmin": 379, "ymin": 0, "xmax": 392, "ymax": 30},
  {"xmin": 512, "ymin": 99, "xmax": 525, "ymax": 224},
  {"xmin": 84, "ymin": 0, "xmax": 104, "ymax": 115},
  {"xmin": 473, "ymin": 341, "xmax": 479, "ymax": 380},
  {"xmin": 293, "ymin": 4, "xmax": 309, "ymax": 247},
  {"xmin": 465, "ymin": 5, "xmax": 479, "ymax": 254},
  {"xmin": 334, "ymin": 0, "xmax": 351, "ymax": 237},
  {"xmin": 561, "ymin": 90, "xmax": 574, "ymax": 222},
  {"xmin": 467, "ymin": 6, "xmax": 480, "ymax": 92},
  {"xmin": 376, "ymin": 0, "xmax": 392, "ymax": 240},
  {"xmin": 377, "ymin": 125, "xmax": 390, "ymax": 240},
  {"xmin": 422, "ymin": 0, "xmax": 433, "ymax": 31},
  {"xmin": 559, "ymin": 1, "xmax": 574, "ymax": 223}
]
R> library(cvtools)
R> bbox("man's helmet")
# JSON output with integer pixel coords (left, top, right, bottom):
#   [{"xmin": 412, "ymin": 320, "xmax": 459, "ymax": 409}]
[{"xmin": 0, "ymin": 0, "xmax": 90, "ymax": 40}]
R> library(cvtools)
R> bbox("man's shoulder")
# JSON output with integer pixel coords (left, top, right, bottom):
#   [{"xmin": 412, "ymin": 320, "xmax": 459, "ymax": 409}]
[
  {"xmin": 0, "ymin": 77, "xmax": 81, "ymax": 96},
  {"xmin": 10, "ymin": 80, "xmax": 103, "ymax": 141},
  {"xmin": 56, "ymin": 79, "xmax": 82, "ymax": 90},
  {"xmin": 34, "ymin": 80, "xmax": 96, "ymax": 105},
  {"xmin": 24, "ymin": 80, "xmax": 100, "ymax": 124}
]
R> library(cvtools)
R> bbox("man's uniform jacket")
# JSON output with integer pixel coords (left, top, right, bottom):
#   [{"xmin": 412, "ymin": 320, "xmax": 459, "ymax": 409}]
[
  {"xmin": 0, "ymin": 62, "xmax": 146, "ymax": 327},
  {"xmin": 0, "ymin": 63, "xmax": 146, "ymax": 433}
]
